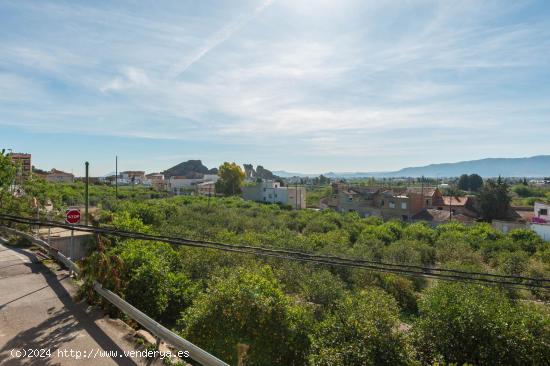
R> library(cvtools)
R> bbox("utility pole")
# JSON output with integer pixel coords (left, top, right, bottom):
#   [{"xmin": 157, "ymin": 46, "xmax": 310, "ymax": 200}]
[
  {"xmin": 85, "ymin": 161, "xmax": 89, "ymax": 225},
  {"xmin": 421, "ymin": 175, "xmax": 425, "ymax": 209},
  {"xmin": 449, "ymin": 196, "xmax": 453, "ymax": 222},
  {"xmin": 295, "ymin": 183, "xmax": 298, "ymax": 209},
  {"xmin": 115, "ymin": 155, "xmax": 118, "ymax": 200}
]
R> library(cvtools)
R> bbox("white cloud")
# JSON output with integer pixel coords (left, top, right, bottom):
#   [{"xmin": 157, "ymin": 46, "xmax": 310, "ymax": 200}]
[
  {"xmin": 169, "ymin": 0, "xmax": 276, "ymax": 77},
  {"xmin": 1, "ymin": 0, "xmax": 549, "ymax": 169},
  {"xmin": 100, "ymin": 67, "xmax": 151, "ymax": 93}
]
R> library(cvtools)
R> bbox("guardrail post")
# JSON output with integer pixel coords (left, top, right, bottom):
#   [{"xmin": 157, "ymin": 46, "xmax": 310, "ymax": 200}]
[
  {"xmin": 70, "ymin": 226, "xmax": 74, "ymax": 276},
  {"xmin": 0, "ymin": 224, "xmax": 231, "ymax": 366}
]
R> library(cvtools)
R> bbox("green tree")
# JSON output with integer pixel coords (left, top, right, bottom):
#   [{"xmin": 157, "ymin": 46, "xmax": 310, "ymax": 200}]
[
  {"xmin": 458, "ymin": 174, "xmax": 470, "ymax": 191},
  {"xmin": 478, "ymin": 177, "xmax": 511, "ymax": 220},
  {"xmin": 469, "ymin": 173, "xmax": 483, "ymax": 192},
  {"xmin": 179, "ymin": 266, "xmax": 312, "ymax": 365},
  {"xmin": 412, "ymin": 283, "xmax": 550, "ymax": 365},
  {"xmin": 215, "ymin": 162, "xmax": 245, "ymax": 196},
  {"xmin": 496, "ymin": 250, "xmax": 529, "ymax": 276},
  {"xmin": 0, "ymin": 149, "xmax": 16, "ymax": 210},
  {"xmin": 309, "ymin": 288, "xmax": 412, "ymax": 366}
]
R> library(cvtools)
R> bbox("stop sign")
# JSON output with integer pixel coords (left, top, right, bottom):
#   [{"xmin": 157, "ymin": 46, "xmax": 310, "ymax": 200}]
[{"xmin": 65, "ymin": 209, "xmax": 81, "ymax": 224}]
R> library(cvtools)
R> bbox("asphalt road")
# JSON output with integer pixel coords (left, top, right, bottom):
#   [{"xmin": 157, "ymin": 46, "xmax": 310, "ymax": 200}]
[{"xmin": 0, "ymin": 241, "xmax": 160, "ymax": 366}]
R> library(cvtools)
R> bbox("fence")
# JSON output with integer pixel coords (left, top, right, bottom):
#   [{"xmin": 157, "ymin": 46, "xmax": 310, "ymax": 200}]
[{"xmin": 0, "ymin": 225, "xmax": 229, "ymax": 366}]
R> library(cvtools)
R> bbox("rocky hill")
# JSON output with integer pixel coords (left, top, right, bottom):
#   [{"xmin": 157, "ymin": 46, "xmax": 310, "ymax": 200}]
[{"xmin": 162, "ymin": 160, "xmax": 218, "ymax": 178}]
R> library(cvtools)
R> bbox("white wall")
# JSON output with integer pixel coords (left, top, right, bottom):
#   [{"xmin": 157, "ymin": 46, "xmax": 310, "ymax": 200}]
[
  {"xmin": 203, "ymin": 174, "xmax": 219, "ymax": 182},
  {"xmin": 531, "ymin": 224, "xmax": 550, "ymax": 242},
  {"xmin": 534, "ymin": 202, "xmax": 550, "ymax": 221}
]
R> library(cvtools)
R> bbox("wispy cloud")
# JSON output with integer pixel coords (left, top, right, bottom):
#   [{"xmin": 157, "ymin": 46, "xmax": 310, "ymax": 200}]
[
  {"xmin": 1, "ymin": 0, "xmax": 550, "ymax": 172},
  {"xmin": 169, "ymin": 0, "xmax": 276, "ymax": 77}
]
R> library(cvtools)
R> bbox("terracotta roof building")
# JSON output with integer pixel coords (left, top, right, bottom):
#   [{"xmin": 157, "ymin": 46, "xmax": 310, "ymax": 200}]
[
  {"xmin": 46, "ymin": 169, "xmax": 74, "ymax": 183},
  {"xmin": 9, "ymin": 152, "xmax": 32, "ymax": 179}
]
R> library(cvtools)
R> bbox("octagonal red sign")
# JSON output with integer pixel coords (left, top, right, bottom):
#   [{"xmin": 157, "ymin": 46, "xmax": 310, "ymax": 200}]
[{"xmin": 65, "ymin": 209, "xmax": 81, "ymax": 224}]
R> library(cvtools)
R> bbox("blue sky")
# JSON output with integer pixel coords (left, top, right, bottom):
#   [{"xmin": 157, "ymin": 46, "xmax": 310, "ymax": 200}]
[{"xmin": 1, "ymin": 0, "xmax": 550, "ymax": 176}]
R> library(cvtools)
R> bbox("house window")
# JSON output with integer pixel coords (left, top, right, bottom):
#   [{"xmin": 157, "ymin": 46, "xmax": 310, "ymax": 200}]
[
  {"xmin": 426, "ymin": 199, "xmax": 429, "ymax": 206},
  {"xmin": 389, "ymin": 202, "xmax": 395, "ymax": 209},
  {"xmin": 401, "ymin": 202, "xmax": 407, "ymax": 209},
  {"xmin": 348, "ymin": 197, "xmax": 353, "ymax": 202},
  {"xmin": 381, "ymin": 200, "xmax": 385, "ymax": 206},
  {"xmin": 540, "ymin": 209, "xmax": 548, "ymax": 216}
]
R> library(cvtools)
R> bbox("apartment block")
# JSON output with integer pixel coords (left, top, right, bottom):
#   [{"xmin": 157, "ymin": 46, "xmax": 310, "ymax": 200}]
[
  {"xmin": 242, "ymin": 181, "xmax": 306, "ymax": 209},
  {"xmin": 9, "ymin": 152, "xmax": 32, "ymax": 179}
]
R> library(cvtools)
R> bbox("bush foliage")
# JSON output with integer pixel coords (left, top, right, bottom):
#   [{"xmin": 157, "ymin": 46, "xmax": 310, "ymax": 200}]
[{"xmin": 4, "ymin": 176, "xmax": 549, "ymax": 365}]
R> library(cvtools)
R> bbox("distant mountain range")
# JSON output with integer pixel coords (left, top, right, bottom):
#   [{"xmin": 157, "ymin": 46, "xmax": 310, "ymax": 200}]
[{"xmin": 275, "ymin": 155, "xmax": 550, "ymax": 178}]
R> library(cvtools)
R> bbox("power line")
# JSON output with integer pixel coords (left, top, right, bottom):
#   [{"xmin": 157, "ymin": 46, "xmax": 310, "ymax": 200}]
[
  {"xmin": 1, "ymin": 212, "xmax": 547, "ymax": 287},
  {"xmin": 1, "ymin": 213, "xmax": 549, "ymax": 291},
  {"xmin": 4, "ymin": 212, "xmax": 547, "ymax": 283}
]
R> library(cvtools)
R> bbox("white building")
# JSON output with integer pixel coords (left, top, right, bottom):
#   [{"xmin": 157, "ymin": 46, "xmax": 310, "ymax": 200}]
[
  {"xmin": 120, "ymin": 171, "xmax": 146, "ymax": 184},
  {"xmin": 203, "ymin": 174, "xmax": 219, "ymax": 182},
  {"xmin": 45, "ymin": 169, "xmax": 74, "ymax": 183},
  {"xmin": 196, "ymin": 181, "xmax": 216, "ymax": 196},
  {"xmin": 144, "ymin": 173, "xmax": 165, "ymax": 190},
  {"xmin": 166, "ymin": 175, "xmax": 219, "ymax": 195},
  {"xmin": 242, "ymin": 181, "xmax": 306, "ymax": 209},
  {"xmin": 534, "ymin": 202, "xmax": 550, "ymax": 222},
  {"xmin": 530, "ymin": 202, "xmax": 550, "ymax": 241}
]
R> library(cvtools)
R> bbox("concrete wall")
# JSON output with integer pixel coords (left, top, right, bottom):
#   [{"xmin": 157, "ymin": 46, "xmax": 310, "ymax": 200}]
[
  {"xmin": 46, "ymin": 175, "xmax": 74, "ymax": 183},
  {"xmin": 46, "ymin": 234, "xmax": 93, "ymax": 261},
  {"xmin": 287, "ymin": 187, "xmax": 306, "ymax": 209},
  {"xmin": 242, "ymin": 184, "xmax": 263, "ymax": 202},
  {"xmin": 381, "ymin": 196, "xmax": 411, "ymax": 220},
  {"xmin": 531, "ymin": 223, "xmax": 550, "ymax": 241},
  {"xmin": 335, "ymin": 194, "xmax": 377, "ymax": 217},
  {"xmin": 242, "ymin": 182, "xmax": 307, "ymax": 209},
  {"xmin": 265, "ymin": 186, "xmax": 288, "ymax": 204},
  {"xmin": 492, "ymin": 220, "xmax": 527, "ymax": 234},
  {"xmin": 203, "ymin": 174, "xmax": 219, "ymax": 182}
]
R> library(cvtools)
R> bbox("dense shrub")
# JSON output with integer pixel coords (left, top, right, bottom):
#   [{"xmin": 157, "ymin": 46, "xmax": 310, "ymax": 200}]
[
  {"xmin": 24, "ymin": 183, "xmax": 549, "ymax": 365},
  {"xmin": 379, "ymin": 274, "xmax": 418, "ymax": 314},
  {"xmin": 179, "ymin": 266, "xmax": 313, "ymax": 365},
  {"xmin": 309, "ymin": 288, "xmax": 412, "ymax": 366},
  {"xmin": 412, "ymin": 283, "xmax": 550, "ymax": 365},
  {"xmin": 402, "ymin": 222, "xmax": 436, "ymax": 244},
  {"xmin": 509, "ymin": 229, "xmax": 545, "ymax": 254}
]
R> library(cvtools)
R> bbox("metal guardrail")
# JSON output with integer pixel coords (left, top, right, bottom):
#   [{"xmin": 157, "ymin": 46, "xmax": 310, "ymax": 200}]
[
  {"xmin": 0, "ymin": 226, "xmax": 80, "ymax": 274},
  {"xmin": 93, "ymin": 282, "xmax": 229, "ymax": 366},
  {"xmin": 0, "ymin": 226, "xmax": 229, "ymax": 366}
]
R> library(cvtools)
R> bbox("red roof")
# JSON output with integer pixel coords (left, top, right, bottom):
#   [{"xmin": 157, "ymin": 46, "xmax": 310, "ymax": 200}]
[
  {"xmin": 406, "ymin": 187, "xmax": 438, "ymax": 197},
  {"xmin": 10, "ymin": 153, "xmax": 31, "ymax": 158},
  {"xmin": 442, "ymin": 196, "xmax": 469, "ymax": 206},
  {"xmin": 49, "ymin": 169, "xmax": 74, "ymax": 177},
  {"xmin": 413, "ymin": 209, "xmax": 476, "ymax": 224}
]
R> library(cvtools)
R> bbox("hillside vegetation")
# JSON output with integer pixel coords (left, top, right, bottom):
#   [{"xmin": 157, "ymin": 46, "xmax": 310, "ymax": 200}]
[
  {"xmin": 2, "ymin": 174, "xmax": 550, "ymax": 365},
  {"xmin": 81, "ymin": 195, "xmax": 550, "ymax": 365}
]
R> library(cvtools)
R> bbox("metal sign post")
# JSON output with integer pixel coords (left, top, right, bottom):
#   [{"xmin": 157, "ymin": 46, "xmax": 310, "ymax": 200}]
[
  {"xmin": 70, "ymin": 226, "xmax": 74, "ymax": 262},
  {"xmin": 65, "ymin": 208, "xmax": 81, "ymax": 273},
  {"xmin": 47, "ymin": 212, "xmax": 51, "ymax": 246}
]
